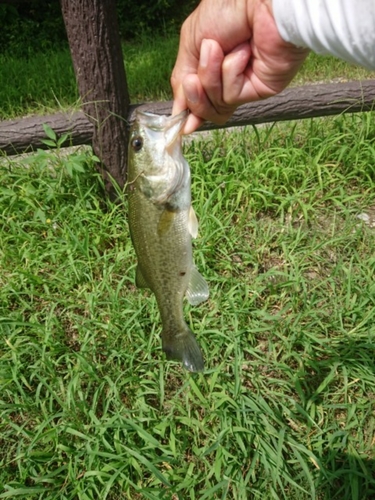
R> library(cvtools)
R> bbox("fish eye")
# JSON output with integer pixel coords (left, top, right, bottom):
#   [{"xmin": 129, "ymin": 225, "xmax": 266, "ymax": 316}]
[{"xmin": 131, "ymin": 136, "xmax": 143, "ymax": 152}]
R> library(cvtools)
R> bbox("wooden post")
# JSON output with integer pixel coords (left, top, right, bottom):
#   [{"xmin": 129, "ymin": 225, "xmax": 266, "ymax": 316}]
[{"xmin": 60, "ymin": 0, "xmax": 129, "ymax": 196}]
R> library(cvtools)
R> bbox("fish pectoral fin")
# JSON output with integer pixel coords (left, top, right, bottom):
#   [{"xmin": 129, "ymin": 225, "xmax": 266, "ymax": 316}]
[
  {"xmin": 135, "ymin": 265, "xmax": 150, "ymax": 289},
  {"xmin": 157, "ymin": 208, "xmax": 176, "ymax": 236},
  {"xmin": 188, "ymin": 205, "xmax": 199, "ymax": 239},
  {"xmin": 185, "ymin": 266, "xmax": 209, "ymax": 306}
]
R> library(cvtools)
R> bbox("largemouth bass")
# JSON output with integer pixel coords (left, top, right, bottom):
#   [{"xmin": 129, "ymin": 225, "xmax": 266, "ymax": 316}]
[{"xmin": 127, "ymin": 109, "xmax": 209, "ymax": 372}]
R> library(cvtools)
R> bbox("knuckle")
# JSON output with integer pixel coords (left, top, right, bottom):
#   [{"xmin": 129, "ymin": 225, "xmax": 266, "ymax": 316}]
[
  {"xmin": 170, "ymin": 73, "xmax": 178, "ymax": 89},
  {"xmin": 223, "ymin": 95, "xmax": 237, "ymax": 106},
  {"xmin": 215, "ymin": 102, "xmax": 237, "ymax": 116}
]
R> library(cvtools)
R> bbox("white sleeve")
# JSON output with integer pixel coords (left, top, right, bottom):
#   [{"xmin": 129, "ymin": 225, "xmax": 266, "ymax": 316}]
[{"xmin": 273, "ymin": 0, "xmax": 375, "ymax": 70}]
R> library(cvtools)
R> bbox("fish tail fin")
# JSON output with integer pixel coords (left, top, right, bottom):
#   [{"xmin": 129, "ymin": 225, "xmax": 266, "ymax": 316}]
[{"xmin": 162, "ymin": 326, "xmax": 204, "ymax": 373}]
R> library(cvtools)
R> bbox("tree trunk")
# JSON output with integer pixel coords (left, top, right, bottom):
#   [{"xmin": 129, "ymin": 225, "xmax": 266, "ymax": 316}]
[
  {"xmin": 60, "ymin": 0, "xmax": 130, "ymax": 196},
  {"xmin": 2, "ymin": 80, "xmax": 375, "ymax": 156}
]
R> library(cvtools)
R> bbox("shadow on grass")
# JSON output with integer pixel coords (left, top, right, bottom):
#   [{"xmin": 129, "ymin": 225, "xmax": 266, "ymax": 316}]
[
  {"xmin": 301, "ymin": 337, "xmax": 375, "ymax": 499},
  {"xmin": 318, "ymin": 453, "xmax": 375, "ymax": 500}
]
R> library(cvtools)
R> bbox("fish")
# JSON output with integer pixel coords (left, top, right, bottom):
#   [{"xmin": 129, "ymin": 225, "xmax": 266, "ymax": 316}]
[{"xmin": 127, "ymin": 109, "xmax": 209, "ymax": 372}]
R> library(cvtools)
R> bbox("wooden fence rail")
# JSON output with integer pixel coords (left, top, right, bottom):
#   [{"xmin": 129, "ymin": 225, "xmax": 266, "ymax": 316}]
[{"xmin": 1, "ymin": 80, "xmax": 374, "ymax": 158}]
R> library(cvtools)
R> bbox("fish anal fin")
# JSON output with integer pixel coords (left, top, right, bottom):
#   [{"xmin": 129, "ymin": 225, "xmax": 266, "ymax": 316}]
[
  {"xmin": 188, "ymin": 206, "xmax": 199, "ymax": 239},
  {"xmin": 185, "ymin": 266, "xmax": 209, "ymax": 306},
  {"xmin": 136, "ymin": 265, "xmax": 149, "ymax": 289}
]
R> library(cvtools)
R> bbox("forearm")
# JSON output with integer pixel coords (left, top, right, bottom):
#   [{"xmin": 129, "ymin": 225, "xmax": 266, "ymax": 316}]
[{"xmin": 273, "ymin": 0, "xmax": 375, "ymax": 70}]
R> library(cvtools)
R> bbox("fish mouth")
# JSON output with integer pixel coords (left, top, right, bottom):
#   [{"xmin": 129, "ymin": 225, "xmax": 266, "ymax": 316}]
[
  {"xmin": 133, "ymin": 109, "xmax": 189, "ymax": 204},
  {"xmin": 136, "ymin": 109, "xmax": 188, "ymax": 146}
]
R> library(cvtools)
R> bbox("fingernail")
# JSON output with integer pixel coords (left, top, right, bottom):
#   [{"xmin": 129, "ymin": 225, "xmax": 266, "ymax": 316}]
[
  {"xmin": 184, "ymin": 81, "xmax": 199, "ymax": 104},
  {"xmin": 200, "ymin": 38, "xmax": 211, "ymax": 68}
]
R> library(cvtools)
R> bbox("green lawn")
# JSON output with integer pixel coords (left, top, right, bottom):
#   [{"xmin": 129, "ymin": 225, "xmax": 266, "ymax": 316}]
[
  {"xmin": 1, "ymin": 36, "xmax": 375, "ymax": 499},
  {"xmin": 1, "ymin": 110, "xmax": 375, "ymax": 498},
  {"xmin": 0, "ymin": 35, "xmax": 180, "ymax": 120}
]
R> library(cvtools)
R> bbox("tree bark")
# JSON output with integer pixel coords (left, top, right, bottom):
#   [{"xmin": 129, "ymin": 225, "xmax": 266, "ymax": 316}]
[
  {"xmin": 1, "ymin": 80, "xmax": 375, "ymax": 156},
  {"xmin": 60, "ymin": 0, "xmax": 130, "ymax": 196}
]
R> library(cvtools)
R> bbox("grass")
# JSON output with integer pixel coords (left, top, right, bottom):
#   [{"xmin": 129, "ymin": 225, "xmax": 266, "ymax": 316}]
[
  {"xmin": 1, "ymin": 108, "xmax": 375, "ymax": 498},
  {"xmin": 0, "ymin": 35, "xmax": 180, "ymax": 120},
  {"xmin": 294, "ymin": 53, "xmax": 375, "ymax": 86},
  {"xmin": 0, "ymin": 34, "xmax": 375, "ymax": 120}
]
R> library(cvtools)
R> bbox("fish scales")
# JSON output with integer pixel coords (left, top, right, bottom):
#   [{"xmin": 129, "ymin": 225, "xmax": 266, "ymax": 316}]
[{"xmin": 127, "ymin": 110, "xmax": 209, "ymax": 372}]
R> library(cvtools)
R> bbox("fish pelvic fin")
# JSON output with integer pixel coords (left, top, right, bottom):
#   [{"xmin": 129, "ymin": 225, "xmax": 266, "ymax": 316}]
[
  {"xmin": 135, "ymin": 265, "xmax": 150, "ymax": 289},
  {"xmin": 162, "ymin": 325, "xmax": 204, "ymax": 372},
  {"xmin": 157, "ymin": 207, "xmax": 176, "ymax": 236}
]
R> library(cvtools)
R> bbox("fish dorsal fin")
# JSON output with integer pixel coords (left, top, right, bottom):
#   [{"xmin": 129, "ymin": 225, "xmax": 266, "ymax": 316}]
[
  {"xmin": 185, "ymin": 266, "xmax": 209, "ymax": 306},
  {"xmin": 136, "ymin": 265, "xmax": 150, "ymax": 289},
  {"xmin": 157, "ymin": 208, "xmax": 175, "ymax": 236},
  {"xmin": 188, "ymin": 206, "xmax": 199, "ymax": 239}
]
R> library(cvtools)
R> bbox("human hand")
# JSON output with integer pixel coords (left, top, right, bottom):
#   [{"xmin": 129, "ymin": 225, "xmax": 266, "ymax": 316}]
[{"xmin": 171, "ymin": 0, "xmax": 309, "ymax": 134}]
